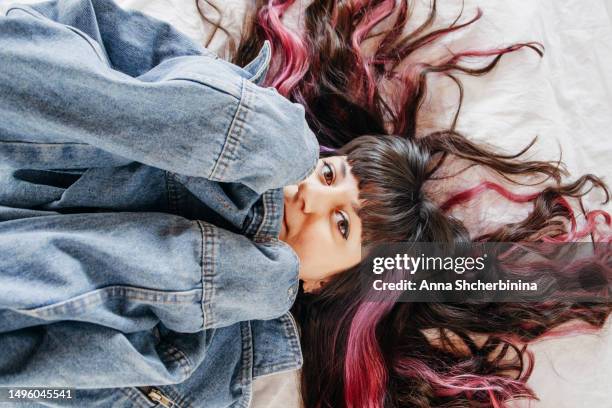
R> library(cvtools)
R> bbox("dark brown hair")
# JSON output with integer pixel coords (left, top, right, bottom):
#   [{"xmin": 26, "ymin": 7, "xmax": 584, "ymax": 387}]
[
  {"xmin": 294, "ymin": 134, "xmax": 610, "ymax": 408},
  {"xmin": 201, "ymin": 0, "xmax": 542, "ymax": 147}
]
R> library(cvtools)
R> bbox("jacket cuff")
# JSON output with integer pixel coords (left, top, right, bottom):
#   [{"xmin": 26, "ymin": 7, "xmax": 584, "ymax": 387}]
[{"xmin": 197, "ymin": 221, "xmax": 300, "ymax": 330}]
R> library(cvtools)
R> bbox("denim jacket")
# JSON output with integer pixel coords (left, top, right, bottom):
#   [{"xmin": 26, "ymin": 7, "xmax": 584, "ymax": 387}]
[{"xmin": 0, "ymin": 0, "xmax": 318, "ymax": 406}]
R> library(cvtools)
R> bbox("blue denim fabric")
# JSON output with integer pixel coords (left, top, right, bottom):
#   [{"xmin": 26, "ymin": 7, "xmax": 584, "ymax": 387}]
[{"xmin": 0, "ymin": 0, "xmax": 317, "ymax": 406}]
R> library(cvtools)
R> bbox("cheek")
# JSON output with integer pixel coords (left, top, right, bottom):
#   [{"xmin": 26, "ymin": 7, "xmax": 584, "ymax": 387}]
[
  {"xmin": 291, "ymin": 225, "xmax": 326, "ymax": 270},
  {"xmin": 290, "ymin": 222, "xmax": 357, "ymax": 281}
]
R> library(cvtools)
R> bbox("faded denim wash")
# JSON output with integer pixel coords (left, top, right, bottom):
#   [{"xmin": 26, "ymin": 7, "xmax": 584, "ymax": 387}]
[{"xmin": 0, "ymin": 0, "xmax": 318, "ymax": 406}]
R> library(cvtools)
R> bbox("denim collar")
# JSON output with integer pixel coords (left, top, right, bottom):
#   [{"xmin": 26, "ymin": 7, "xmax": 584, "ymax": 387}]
[
  {"xmin": 242, "ymin": 40, "xmax": 272, "ymax": 86},
  {"xmin": 242, "ymin": 187, "xmax": 284, "ymax": 241},
  {"xmin": 251, "ymin": 313, "xmax": 302, "ymax": 378},
  {"xmin": 243, "ymin": 188, "xmax": 302, "ymax": 377}
]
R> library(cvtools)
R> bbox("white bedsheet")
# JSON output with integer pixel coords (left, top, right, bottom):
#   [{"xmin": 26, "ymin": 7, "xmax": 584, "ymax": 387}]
[
  {"xmin": 118, "ymin": 2, "xmax": 612, "ymax": 407},
  {"xmin": 2, "ymin": 0, "xmax": 611, "ymax": 406}
]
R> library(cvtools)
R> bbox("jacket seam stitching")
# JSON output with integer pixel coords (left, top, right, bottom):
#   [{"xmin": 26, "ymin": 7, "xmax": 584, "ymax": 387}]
[
  {"xmin": 64, "ymin": 25, "xmax": 109, "ymax": 64},
  {"xmin": 238, "ymin": 321, "xmax": 254, "ymax": 408},
  {"xmin": 6, "ymin": 6, "xmax": 109, "ymax": 65},
  {"xmin": 161, "ymin": 343, "xmax": 194, "ymax": 382},
  {"xmin": 166, "ymin": 77, "xmax": 241, "ymax": 99},
  {"xmin": 197, "ymin": 220, "xmax": 216, "ymax": 329},
  {"xmin": 165, "ymin": 172, "xmax": 180, "ymax": 214},
  {"xmin": 252, "ymin": 313, "xmax": 303, "ymax": 377},
  {"xmin": 282, "ymin": 312, "xmax": 303, "ymax": 363},
  {"xmin": 209, "ymin": 78, "xmax": 249, "ymax": 181},
  {"xmin": 253, "ymin": 191, "xmax": 269, "ymax": 240}
]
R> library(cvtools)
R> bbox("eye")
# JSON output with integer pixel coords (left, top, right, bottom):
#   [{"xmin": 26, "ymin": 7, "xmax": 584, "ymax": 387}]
[
  {"xmin": 335, "ymin": 211, "xmax": 350, "ymax": 240},
  {"xmin": 321, "ymin": 161, "xmax": 335, "ymax": 185}
]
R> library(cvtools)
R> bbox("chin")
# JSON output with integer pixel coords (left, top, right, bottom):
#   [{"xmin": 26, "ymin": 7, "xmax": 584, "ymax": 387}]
[
  {"xmin": 281, "ymin": 194, "xmax": 296, "ymax": 240},
  {"xmin": 283, "ymin": 184, "xmax": 298, "ymax": 202}
]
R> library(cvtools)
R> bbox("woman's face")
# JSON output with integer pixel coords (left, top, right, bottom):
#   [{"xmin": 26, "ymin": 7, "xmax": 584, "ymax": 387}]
[{"xmin": 279, "ymin": 156, "xmax": 362, "ymax": 292}]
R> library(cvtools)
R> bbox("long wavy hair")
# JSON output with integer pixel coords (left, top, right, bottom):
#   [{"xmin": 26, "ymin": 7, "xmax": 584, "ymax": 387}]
[
  {"xmin": 200, "ymin": 0, "xmax": 542, "ymax": 147},
  {"xmin": 293, "ymin": 134, "xmax": 611, "ymax": 408},
  {"xmin": 197, "ymin": 1, "xmax": 611, "ymax": 406}
]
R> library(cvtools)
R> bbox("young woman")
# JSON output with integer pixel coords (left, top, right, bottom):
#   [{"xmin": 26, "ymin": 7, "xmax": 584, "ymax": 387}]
[
  {"xmin": 207, "ymin": 1, "xmax": 612, "ymax": 407},
  {"xmin": 0, "ymin": 1, "xmax": 342, "ymax": 406},
  {"xmin": 0, "ymin": 1, "xmax": 610, "ymax": 408}
]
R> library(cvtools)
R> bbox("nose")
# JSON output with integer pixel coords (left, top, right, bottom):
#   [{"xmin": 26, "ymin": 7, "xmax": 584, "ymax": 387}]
[{"xmin": 297, "ymin": 180, "xmax": 339, "ymax": 215}]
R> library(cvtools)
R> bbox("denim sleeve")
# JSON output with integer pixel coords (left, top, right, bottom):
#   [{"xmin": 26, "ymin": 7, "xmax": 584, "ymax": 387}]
[
  {"xmin": 20, "ymin": 0, "xmax": 210, "ymax": 76},
  {"xmin": 0, "ymin": 0, "xmax": 319, "ymax": 193},
  {"xmin": 0, "ymin": 212, "xmax": 299, "ymax": 335}
]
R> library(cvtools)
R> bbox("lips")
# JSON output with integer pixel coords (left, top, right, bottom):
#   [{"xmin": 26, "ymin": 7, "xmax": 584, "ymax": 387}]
[{"xmin": 282, "ymin": 207, "xmax": 289, "ymax": 236}]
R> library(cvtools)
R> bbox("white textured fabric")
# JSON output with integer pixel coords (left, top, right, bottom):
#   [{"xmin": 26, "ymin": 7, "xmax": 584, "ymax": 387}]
[
  {"xmin": 3, "ymin": 0, "xmax": 611, "ymax": 407},
  {"xmin": 122, "ymin": 2, "xmax": 611, "ymax": 407},
  {"xmin": 250, "ymin": 369, "xmax": 301, "ymax": 408}
]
